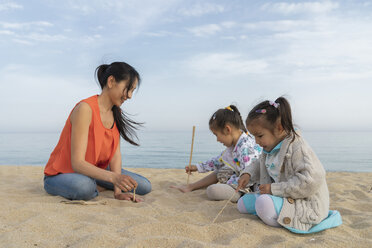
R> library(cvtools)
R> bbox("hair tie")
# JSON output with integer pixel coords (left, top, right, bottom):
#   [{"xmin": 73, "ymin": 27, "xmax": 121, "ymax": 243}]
[
  {"xmin": 269, "ymin": 101, "xmax": 280, "ymax": 108},
  {"xmin": 255, "ymin": 109, "xmax": 266, "ymax": 114},
  {"xmin": 225, "ymin": 106, "xmax": 233, "ymax": 111}
]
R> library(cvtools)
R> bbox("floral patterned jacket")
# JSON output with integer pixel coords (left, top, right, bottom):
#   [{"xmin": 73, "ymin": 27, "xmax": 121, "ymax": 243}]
[{"xmin": 196, "ymin": 132, "xmax": 261, "ymax": 188}]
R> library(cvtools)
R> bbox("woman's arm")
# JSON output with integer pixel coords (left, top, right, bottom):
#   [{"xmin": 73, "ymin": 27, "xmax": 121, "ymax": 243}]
[
  {"xmin": 109, "ymin": 143, "xmax": 123, "ymax": 196},
  {"xmin": 70, "ymin": 102, "xmax": 135, "ymax": 192},
  {"xmin": 109, "ymin": 142, "xmax": 138, "ymax": 197},
  {"xmin": 70, "ymin": 102, "xmax": 113, "ymax": 182}
]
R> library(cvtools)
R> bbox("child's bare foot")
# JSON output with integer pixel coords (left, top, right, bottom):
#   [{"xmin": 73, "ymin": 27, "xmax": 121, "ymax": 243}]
[{"xmin": 170, "ymin": 184, "xmax": 193, "ymax": 193}]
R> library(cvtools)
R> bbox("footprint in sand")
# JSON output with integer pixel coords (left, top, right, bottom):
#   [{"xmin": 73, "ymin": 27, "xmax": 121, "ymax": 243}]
[
  {"xmin": 258, "ymin": 235, "xmax": 286, "ymax": 246},
  {"xmin": 349, "ymin": 222, "xmax": 371, "ymax": 230},
  {"xmin": 211, "ymin": 233, "xmax": 235, "ymax": 245}
]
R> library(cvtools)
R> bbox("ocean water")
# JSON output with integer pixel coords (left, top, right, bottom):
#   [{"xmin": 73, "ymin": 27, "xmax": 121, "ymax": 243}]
[{"xmin": 0, "ymin": 130, "xmax": 371, "ymax": 172}]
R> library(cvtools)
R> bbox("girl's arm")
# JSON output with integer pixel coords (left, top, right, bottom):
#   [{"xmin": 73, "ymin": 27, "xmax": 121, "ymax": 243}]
[
  {"xmin": 196, "ymin": 152, "xmax": 224, "ymax": 173},
  {"xmin": 270, "ymin": 146, "xmax": 325, "ymax": 199},
  {"xmin": 70, "ymin": 103, "xmax": 135, "ymax": 192},
  {"xmin": 238, "ymin": 158, "xmax": 260, "ymax": 188}
]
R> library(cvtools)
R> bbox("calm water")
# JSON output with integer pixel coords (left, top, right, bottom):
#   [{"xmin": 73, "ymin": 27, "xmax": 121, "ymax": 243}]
[{"xmin": 0, "ymin": 130, "xmax": 371, "ymax": 172}]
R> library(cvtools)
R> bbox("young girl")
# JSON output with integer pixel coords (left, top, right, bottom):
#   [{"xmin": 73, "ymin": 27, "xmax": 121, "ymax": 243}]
[
  {"xmin": 44, "ymin": 62, "xmax": 151, "ymax": 201},
  {"xmin": 236, "ymin": 97, "xmax": 342, "ymax": 233},
  {"xmin": 171, "ymin": 105, "xmax": 261, "ymax": 202}
]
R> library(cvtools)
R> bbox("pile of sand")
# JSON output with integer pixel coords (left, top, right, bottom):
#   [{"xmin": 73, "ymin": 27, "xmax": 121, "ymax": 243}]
[{"xmin": 0, "ymin": 166, "xmax": 371, "ymax": 247}]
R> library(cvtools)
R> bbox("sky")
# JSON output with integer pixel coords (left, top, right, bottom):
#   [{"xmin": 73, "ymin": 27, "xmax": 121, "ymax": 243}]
[{"xmin": 0, "ymin": 0, "xmax": 372, "ymax": 133}]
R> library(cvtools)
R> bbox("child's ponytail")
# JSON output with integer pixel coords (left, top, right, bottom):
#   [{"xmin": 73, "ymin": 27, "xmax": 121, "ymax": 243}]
[
  {"xmin": 246, "ymin": 97, "xmax": 298, "ymax": 139},
  {"xmin": 229, "ymin": 105, "xmax": 248, "ymax": 133},
  {"xmin": 275, "ymin": 97, "xmax": 297, "ymax": 138},
  {"xmin": 209, "ymin": 105, "xmax": 247, "ymax": 133}
]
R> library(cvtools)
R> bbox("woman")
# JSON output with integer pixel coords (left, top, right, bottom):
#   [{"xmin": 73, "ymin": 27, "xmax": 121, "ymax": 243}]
[{"xmin": 44, "ymin": 62, "xmax": 151, "ymax": 201}]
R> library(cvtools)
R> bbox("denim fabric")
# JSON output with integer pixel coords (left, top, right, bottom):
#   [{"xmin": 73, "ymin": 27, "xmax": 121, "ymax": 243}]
[
  {"xmin": 44, "ymin": 167, "xmax": 151, "ymax": 200},
  {"xmin": 44, "ymin": 173, "xmax": 99, "ymax": 200},
  {"xmin": 96, "ymin": 166, "xmax": 152, "ymax": 195}
]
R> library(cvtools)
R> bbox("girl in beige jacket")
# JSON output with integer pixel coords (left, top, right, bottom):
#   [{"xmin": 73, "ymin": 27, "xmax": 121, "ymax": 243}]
[{"xmin": 236, "ymin": 97, "xmax": 342, "ymax": 233}]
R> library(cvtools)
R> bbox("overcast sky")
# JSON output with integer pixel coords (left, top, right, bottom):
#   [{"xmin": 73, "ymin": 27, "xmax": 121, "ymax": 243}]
[{"xmin": 1, "ymin": 0, "xmax": 372, "ymax": 133}]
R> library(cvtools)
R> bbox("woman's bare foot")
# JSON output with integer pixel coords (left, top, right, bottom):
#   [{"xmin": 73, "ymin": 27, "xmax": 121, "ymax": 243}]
[{"xmin": 170, "ymin": 184, "xmax": 193, "ymax": 193}]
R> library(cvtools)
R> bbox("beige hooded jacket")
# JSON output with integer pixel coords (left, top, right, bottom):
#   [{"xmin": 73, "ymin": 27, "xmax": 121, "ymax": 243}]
[{"xmin": 241, "ymin": 132, "xmax": 329, "ymax": 231}]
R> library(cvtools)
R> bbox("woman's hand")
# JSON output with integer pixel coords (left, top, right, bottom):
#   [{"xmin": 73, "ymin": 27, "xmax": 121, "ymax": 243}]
[
  {"xmin": 185, "ymin": 165, "xmax": 197, "ymax": 173},
  {"xmin": 236, "ymin": 173, "xmax": 251, "ymax": 192},
  {"xmin": 259, "ymin": 184, "xmax": 272, "ymax": 195},
  {"xmin": 112, "ymin": 174, "xmax": 138, "ymax": 192},
  {"xmin": 114, "ymin": 193, "xmax": 142, "ymax": 202}
]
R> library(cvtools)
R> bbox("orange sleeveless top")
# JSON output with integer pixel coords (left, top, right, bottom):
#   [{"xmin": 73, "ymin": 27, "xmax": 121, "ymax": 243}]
[{"xmin": 44, "ymin": 95, "xmax": 120, "ymax": 176}]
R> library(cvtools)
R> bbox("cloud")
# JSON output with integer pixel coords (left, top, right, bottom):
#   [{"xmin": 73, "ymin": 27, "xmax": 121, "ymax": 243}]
[
  {"xmin": 0, "ymin": 64, "xmax": 96, "ymax": 131},
  {"xmin": 0, "ymin": 21, "xmax": 53, "ymax": 30},
  {"xmin": 267, "ymin": 17, "xmax": 372, "ymax": 76},
  {"xmin": 67, "ymin": 0, "xmax": 179, "ymax": 30},
  {"xmin": 0, "ymin": 30, "xmax": 14, "ymax": 35},
  {"xmin": 179, "ymin": 3, "xmax": 225, "ymax": 16},
  {"xmin": 262, "ymin": 1, "xmax": 339, "ymax": 14},
  {"xmin": 221, "ymin": 21, "xmax": 236, "ymax": 29},
  {"xmin": 186, "ymin": 53, "xmax": 268, "ymax": 78},
  {"xmin": 0, "ymin": 2, "xmax": 23, "ymax": 11},
  {"xmin": 25, "ymin": 33, "xmax": 67, "ymax": 42},
  {"xmin": 12, "ymin": 38, "xmax": 33, "ymax": 45},
  {"xmin": 144, "ymin": 31, "xmax": 174, "ymax": 37},
  {"xmin": 244, "ymin": 20, "xmax": 309, "ymax": 32},
  {"xmin": 187, "ymin": 24, "xmax": 221, "ymax": 37}
]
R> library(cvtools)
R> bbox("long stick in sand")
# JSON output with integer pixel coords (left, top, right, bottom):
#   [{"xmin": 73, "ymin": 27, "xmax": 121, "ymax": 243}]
[
  {"xmin": 187, "ymin": 126, "xmax": 196, "ymax": 185},
  {"xmin": 211, "ymin": 191, "xmax": 237, "ymax": 224}
]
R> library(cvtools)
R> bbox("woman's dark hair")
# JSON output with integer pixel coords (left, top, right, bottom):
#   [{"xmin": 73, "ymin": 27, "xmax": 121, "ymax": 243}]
[
  {"xmin": 95, "ymin": 62, "xmax": 142, "ymax": 146},
  {"xmin": 209, "ymin": 105, "xmax": 247, "ymax": 133},
  {"xmin": 246, "ymin": 97, "xmax": 298, "ymax": 139}
]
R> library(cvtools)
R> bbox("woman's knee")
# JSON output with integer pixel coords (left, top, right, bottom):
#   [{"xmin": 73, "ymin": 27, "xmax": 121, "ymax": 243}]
[
  {"xmin": 122, "ymin": 169, "xmax": 152, "ymax": 195},
  {"xmin": 44, "ymin": 174, "xmax": 98, "ymax": 201},
  {"xmin": 72, "ymin": 179, "xmax": 98, "ymax": 200},
  {"xmin": 136, "ymin": 177, "xmax": 152, "ymax": 195}
]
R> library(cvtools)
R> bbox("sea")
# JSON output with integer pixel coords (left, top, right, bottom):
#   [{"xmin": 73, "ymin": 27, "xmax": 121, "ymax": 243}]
[{"xmin": 0, "ymin": 130, "xmax": 371, "ymax": 172}]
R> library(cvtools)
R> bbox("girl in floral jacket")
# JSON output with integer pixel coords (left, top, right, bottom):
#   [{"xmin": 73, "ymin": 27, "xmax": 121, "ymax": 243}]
[{"xmin": 171, "ymin": 105, "xmax": 261, "ymax": 202}]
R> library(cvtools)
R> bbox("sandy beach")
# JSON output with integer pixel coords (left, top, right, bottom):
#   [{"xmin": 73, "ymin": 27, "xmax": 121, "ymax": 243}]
[{"xmin": 0, "ymin": 166, "xmax": 371, "ymax": 248}]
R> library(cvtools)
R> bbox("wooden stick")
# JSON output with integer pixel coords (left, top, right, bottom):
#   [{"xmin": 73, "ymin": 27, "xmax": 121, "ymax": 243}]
[
  {"xmin": 60, "ymin": 200, "xmax": 107, "ymax": 205},
  {"xmin": 211, "ymin": 192, "xmax": 237, "ymax": 224},
  {"xmin": 187, "ymin": 126, "xmax": 196, "ymax": 185},
  {"xmin": 133, "ymin": 188, "xmax": 136, "ymax": 202}
]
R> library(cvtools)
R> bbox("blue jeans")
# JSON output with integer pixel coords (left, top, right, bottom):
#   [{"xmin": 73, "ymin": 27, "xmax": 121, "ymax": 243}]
[{"xmin": 44, "ymin": 167, "xmax": 152, "ymax": 200}]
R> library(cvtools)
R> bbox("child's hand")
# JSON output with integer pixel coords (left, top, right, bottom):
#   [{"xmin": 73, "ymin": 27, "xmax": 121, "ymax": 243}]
[
  {"xmin": 236, "ymin": 173, "xmax": 251, "ymax": 192},
  {"xmin": 185, "ymin": 165, "xmax": 197, "ymax": 173},
  {"xmin": 259, "ymin": 184, "xmax": 272, "ymax": 195}
]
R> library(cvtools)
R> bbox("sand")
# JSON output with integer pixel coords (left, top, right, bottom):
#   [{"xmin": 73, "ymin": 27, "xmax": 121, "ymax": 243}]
[{"xmin": 0, "ymin": 166, "xmax": 371, "ymax": 248}]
